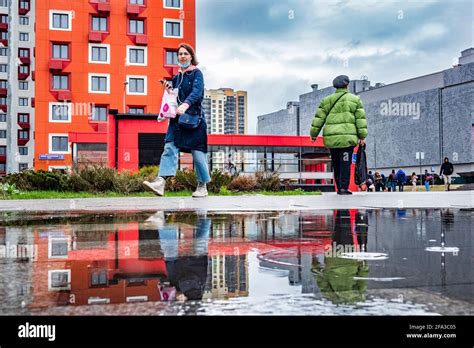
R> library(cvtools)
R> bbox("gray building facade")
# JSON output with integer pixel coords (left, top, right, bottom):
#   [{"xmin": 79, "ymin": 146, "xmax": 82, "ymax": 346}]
[{"xmin": 257, "ymin": 49, "xmax": 474, "ymax": 178}]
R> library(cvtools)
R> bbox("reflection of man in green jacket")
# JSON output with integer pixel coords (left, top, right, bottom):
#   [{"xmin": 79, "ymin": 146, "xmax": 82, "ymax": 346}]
[{"xmin": 312, "ymin": 210, "xmax": 369, "ymax": 304}]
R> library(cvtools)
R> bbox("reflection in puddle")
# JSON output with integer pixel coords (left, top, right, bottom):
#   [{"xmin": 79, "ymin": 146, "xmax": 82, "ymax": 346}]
[{"xmin": 0, "ymin": 208, "xmax": 472, "ymax": 315}]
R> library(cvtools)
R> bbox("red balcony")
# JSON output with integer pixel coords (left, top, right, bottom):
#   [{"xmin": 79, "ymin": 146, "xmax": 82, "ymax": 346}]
[
  {"xmin": 19, "ymin": 56, "xmax": 30, "ymax": 65},
  {"xmin": 18, "ymin": 72, "xmax": 29, "ymax": 80},
  {"xmin": 0, "ymin": 154, "xmax": 5, "ymax": 163},
  {"xmin": 0, "ymin": 105, "xmax": 7, "ymax": 113},
  {"xmin": 51, "ymin": 90, "xmax": 72, "ymax": 102},
  {"xmin": 18, "ymin": 1, "xmax": 30, "ymax": 15},
  {"xmin": 0, "ymin": 39, "xmax": 7, "ymax": 47},
  {"xmin": 31, "ymin": 97, "xmax": 34, "ymax": 107},
  {"xmin": 18, "ymin": 138, "xmax": 29, "ymax": 146},
  {"xmin": 132, "ymin": 34, "xmax": 148, "ymax": 46},
  {"xmin": 88, "ymin": 120, "xmax": 108, "ymax": 132},
  {"xmin": 48, "ymin": 59, "xmax": 69, "ymax": 71},
  {"xmin": 164, "ymin": 66, "xmax": 179, "ymax": 78},
  {"xmin": 0, "ymin": 88, "xmax": 7, "ymax": 97},
  {"xmin": 89, "ymin": 0, "xmax": 111, "ymax": 13},
  {"xmin": 0, "ymin": 23, "xmax": 8, "ymax": 31},
  {"xmin": 31, "ymin": 71, "xmax": 35, "ymax": 81},
  {"xmin": 18, "ymin": 121, "xmax": 30, "ymax": 129},
  {"xmin": 88, "ymin": 31, "xmax": 108, "ymax": 43}
]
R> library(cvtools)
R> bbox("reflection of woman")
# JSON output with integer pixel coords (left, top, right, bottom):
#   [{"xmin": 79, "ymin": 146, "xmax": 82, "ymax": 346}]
[
  {"xmin": 158, "ymin": 214, "xmax": 210, "ymax": 301},
  {"xmin": 143, "ymin": 43, "xmax": 210, "ymax": 198},
  {"xmin": 312, "ymin": 210, "xmax": 369, "ymax": 304}
]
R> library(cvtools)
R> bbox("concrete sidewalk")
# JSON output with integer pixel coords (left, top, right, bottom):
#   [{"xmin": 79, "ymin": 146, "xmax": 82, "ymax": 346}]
[{"xmin": 0, "ymin": 191, "xmax": 472, "ymax": 213}]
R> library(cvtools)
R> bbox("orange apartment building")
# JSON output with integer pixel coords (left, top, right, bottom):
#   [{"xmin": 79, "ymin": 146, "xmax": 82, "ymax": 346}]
[{"xmin": 34, "ymin": 0, "xmax": 195, "ymax": 171}]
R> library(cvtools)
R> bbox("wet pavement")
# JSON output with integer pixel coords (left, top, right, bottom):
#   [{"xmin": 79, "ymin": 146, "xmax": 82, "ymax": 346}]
[{"xmin": 0, "ymin": 208, "xmax": 472, "ymax": 315}]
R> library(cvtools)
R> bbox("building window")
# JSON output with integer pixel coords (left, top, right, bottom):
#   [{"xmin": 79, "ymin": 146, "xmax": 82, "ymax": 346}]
[
  {"xmin": 0, "ymin": 14, "xmax": 7, "ymax": 23},
  {"xmin": 0, "ymin": 114, "xmax": 6, "ymax": 122},
  {"xmin": 127, "ymin": 46, "xmax": 147, "ymax": 65},
  {"xmin": 0, "ymin": 130, "xmax": 6, "ymax": 138},
  {"xmin": 0, "ymin": 64, "xmax": 7, "ymax": 73},
  {"xmin": 19, "ymin": 98, "xmax": 28, "ymax": 106},
  {"xmin": 19, "ymin": 16, "xmax": 29, "ymax": 25},
  {"xmin": 19, "ymin": 32, "xmax": 29, "ymax": 41},
  {"xmin": 90, "ymin": 270, "xmax": 108, "ymax": 287},
  {"xmin": 0, "ymin": 97, "xmax": 6, "ymax": 105},
  {"xmin": 91, "ymin": 16, "xmax": 108, "ymax": 32},
  {"xmin": 0, "ymin": 146, "xmax": 5, "ymax": 155},
  {"xmin": 164, "ymin": 19, "xmax": 182, "ymax": 38},
  {"xmin": 0, "ymin": 0, "xmax": 7, "ymax": 7},
  {"xmin": 19, "ymin": 81, "xmax": 28, "ymax": 90},
  {"xmin": 18, "ymin": 113, "xmax": 29, "ymax": 123},
  {"xmin": 50, "ymin": 11, "xmax": 72, "ymax": 31},
  {"xmin": 49, "ymin": 103, "xmax": 71, "ymax": 122},
  {"xmin": 0, "ymin": 32, "xmax": 7, "ymax": 40},
  {"xmin": 19, "ymin": 0, "xmax": 30, "ymax": 10},
  {"xmin": 0, "ymin": 163, "xmax": 5, "ymax": 171},
  {"xmin": 52, "ymin": 43, "xmax": 69, "ymax": 60},
  {"xmin": 0, "ymin": 48, "xmax": 8, "ymax": 56},
  {"xmin": 127, "ymin": 76, "xmax": 147, "ymax": 95},
  {"xmin": 19, "ymin": 163, "xmax": 28, "ymax": 172},
  {"xmin": 164, "ymin": 0, "xmax": 181, "ymax": 9},
  {"xmin": 129, "ymin": 107, "xmax": 144, "ymax": 114},
  {"xmin": 129, "ymin": 19, "xmax": 144, "ymax": 34},
  {"xmin": 19, "ymin": 65, "xmax": 29, "ymax": 74},
  {"xmin": 89, "ymin": 74, "xmax": 110, "ymax": 93},
  {"xmin": 0, "ymin": 80, "xmax": 6, "ymax": 89},
  {"xmin": 50, "ymin": 135, "xmax": 69, "ymax": 153},
  {"xmin": 19, "ymin": 147, "xmax": 28, "ymax": 156},
  {"xmin": 89, "ymin": 44, "xmax": 109, "ymax": 64},
  {"xmin": 130, "ymin": 0, "xmax": 145, "ymax": 5},
  {"xmin": 19, "ymin": 48, "xmax": 30, "ymax": 58},
  {"xmin": 48, "ymin": 270, "xmax": 71, "ymax": 290},
  {"xmin": 18, "ymin": 130, "xmax": 29, "ymax": 140},
  {"xmin": 49, "ymin": 238, "xmax": 69, "ymax": 258},
  {"xmin": 52, "ymin": 74, "xmax": 69, "ymax": 90},
  {"xmin": 92, "ymin": 106, "xmax": 107, "ymax": 121},
  {"xmin": 165, "ymin": 50, "xmax": 178, "ymax": 65}
]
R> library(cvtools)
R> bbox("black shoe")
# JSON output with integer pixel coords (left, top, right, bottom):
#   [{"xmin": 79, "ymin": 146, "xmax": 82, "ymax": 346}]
[{"xmin": 339, "ymin": 189, "xmax": 353, "ymax": 195}]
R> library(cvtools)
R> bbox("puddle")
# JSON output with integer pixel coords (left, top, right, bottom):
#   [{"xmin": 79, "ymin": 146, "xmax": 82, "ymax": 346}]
[{"xmin": 0, "ymin": 208, "xmax": 472, "ymax": 315}]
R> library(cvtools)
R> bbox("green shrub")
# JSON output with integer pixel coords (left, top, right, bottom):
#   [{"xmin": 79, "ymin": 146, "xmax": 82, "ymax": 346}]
[
  {"xmin": 255, "ymin": 171, "xmax": 281, "ymax": 191},
  {"xmin": 165, "ymin": 177, "xmax": 186, "ymax": 192},
  {"xmin": 175, "ymin": 169, "xmax": 198, "ymax": 191},
  {"xmin": 208, "ymin": 170, "xmax": 233, "ymax": 193},
  {"xmin": 228, "ymin": 175, "xmax": 257, "ymax": 192},
  {"xmin": 78, "ymin": 165, "xmax": 117, "ymax": 192},
  {"xmin": 66, "ymin": 173, "xmax": 93, "ymax": 192},
  {"xmin": 137, "ymin": 166, "xmax": 159, "ymax": 180},
  {"xmin": 114, "ymin": 171, "xmax": 145, "ymax": 194},
  {"xmin": 0, "ymin": 183, "xmax": 20, "ymax": 198}
]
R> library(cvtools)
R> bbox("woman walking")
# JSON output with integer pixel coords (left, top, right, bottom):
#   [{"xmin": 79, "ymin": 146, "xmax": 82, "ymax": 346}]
[
  {"xmin": 411, "ymin": 172, "xmax": 418, "ymax": 192},
  {"xmin": 143, "ymin": 43, "xmax": 210, "ymax": 197}
]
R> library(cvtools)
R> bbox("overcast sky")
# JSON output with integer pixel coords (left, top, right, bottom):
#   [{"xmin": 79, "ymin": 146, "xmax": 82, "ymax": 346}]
[{"xmin": 196, "ymin": 0, "xmax": 473, "ymax": 134}]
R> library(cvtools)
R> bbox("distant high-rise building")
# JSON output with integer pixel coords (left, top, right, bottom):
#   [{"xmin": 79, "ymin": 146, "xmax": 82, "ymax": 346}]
[{"xmin": 203, "ymin": 88, "xmax": 248, "ymax": 135}]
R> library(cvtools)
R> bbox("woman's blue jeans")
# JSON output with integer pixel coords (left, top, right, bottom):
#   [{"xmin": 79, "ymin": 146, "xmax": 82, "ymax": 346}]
[{"xmin": 157, "ymin": 141, "xmax": 211, "ymax": 183}]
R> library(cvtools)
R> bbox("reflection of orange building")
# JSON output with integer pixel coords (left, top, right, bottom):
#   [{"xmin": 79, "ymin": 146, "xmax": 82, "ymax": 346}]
[{"xmin": 34, "ymin": 0, "xmax": 196, "ymax": 171}]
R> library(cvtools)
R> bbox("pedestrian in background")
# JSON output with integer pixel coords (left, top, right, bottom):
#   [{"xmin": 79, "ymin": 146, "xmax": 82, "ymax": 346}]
[
  {"xmin": 396, "ymin": 168, "xmax": 406, "ymax": 192},
  {"xmin": 411, "ymin": 172, "xmax": 418, "ymax": 192},
  {"xmin": 439, "ymin": 157, "xmax": 454, "ymax": 191},
  {"xmin": 388, "ymin": 169, "xmax": 397, "ymax": 192},
  {"xmin": 424, "ymin": 169, "xmax": 433, "ymax": 192}
]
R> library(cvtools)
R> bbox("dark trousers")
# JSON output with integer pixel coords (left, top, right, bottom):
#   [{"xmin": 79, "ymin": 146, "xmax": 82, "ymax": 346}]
[{"xmin": 330, "ymin": 146, "xmax": 354, "ymax": 191}]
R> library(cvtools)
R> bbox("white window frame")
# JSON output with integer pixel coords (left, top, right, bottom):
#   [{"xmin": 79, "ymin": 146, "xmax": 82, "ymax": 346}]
[
  {"xmin": 48, "ymin": 236, "xmax": 70, "ymax": 259},
  {"xmin": 88, "ymin": 73, "xmax": 110, "ymax": 94},
  {"xmin": 88, "ymin": 297, "xmax": 110, "ymax": 305},
  {"xmin": 49, "ymin": 10, "xmax": 73, "ymax": 31},
  {"xmin": 126, "ymin": 75, "xmax": 147, "ymax": 96},
  {"xmin": 163, "ymin": 18, "xmax": 183, "ymax": 38},
  {"xmin": 49, "ymin": 102, "xmax": 72, "ymax": 123},
  {"xmin": 163, "ymin": 0, "xmax": 182, "ymax": 9},
  {"xmin": 48, "ymin": 165, "xmax": 70, "ymax": 172},
  {"xmin": 49, "ymin": 133, "xmax": 70, "ymax": 154},
  {"xmin": 19, "ymin": 32, "xmax": 29, "ymax": 42},
  {"xmin": 88, "ymin": 43, "xmax": 110, "ymax": 64},
  {"xmin": 48, "ymin": 270, "xmax": 71, "ymax": 291},
  {"xmin": 126, "ymin": 45, "xmax": 147, "ymax": 66}
]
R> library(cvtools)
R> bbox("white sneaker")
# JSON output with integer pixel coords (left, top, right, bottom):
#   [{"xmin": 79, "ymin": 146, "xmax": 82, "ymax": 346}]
[
  {"xmin": 144, "ymin": 211, "xmax": 165, "ymax": 228},
  {"xmin": 192, "ymin": 183, "xmax": 208, "ymax": 198},
  {"xmin": 143, "ymin": 177, "xmax": 166, "ymax": 196}
]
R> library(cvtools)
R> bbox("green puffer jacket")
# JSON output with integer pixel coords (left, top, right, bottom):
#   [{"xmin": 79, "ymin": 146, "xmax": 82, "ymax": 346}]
[{"xmin": 310, "ymin": 88, "xmax": 368, "ymax": 148}]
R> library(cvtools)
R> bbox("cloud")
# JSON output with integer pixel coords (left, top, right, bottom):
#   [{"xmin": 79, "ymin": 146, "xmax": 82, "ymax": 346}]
[{"xmin": 196, "ymin": 0, "xmax": 472, "ymax": 134}]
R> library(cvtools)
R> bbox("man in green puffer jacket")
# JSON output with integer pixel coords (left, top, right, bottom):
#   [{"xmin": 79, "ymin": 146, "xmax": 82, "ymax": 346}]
[{"xmin": 310, "ymin": 75, "xmax": 368, "ymax": 195}]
